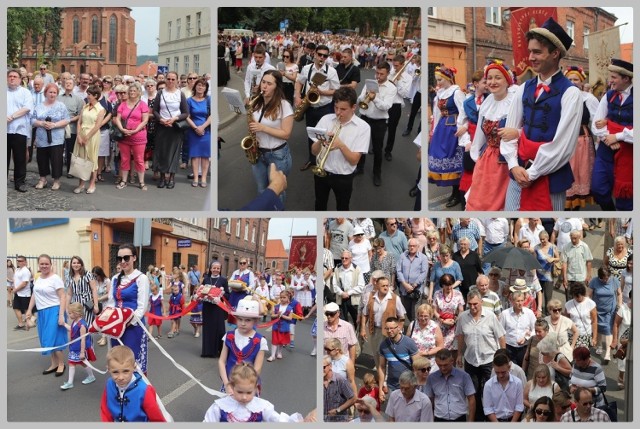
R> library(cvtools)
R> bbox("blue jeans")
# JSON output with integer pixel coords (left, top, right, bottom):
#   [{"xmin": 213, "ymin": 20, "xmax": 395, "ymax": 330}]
[{"xmin": 251, "ymin": 144, "xmax": 292, "ymax": 204}]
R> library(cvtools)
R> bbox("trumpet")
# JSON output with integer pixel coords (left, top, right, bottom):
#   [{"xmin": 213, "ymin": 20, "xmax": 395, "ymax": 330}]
[
  {"xmin": 415, "ymin": 68, "xmax": 421, "ymax": 77},
  {"xmin": 293, "ymin": 73, "xmax": 327, "ymax": 121},
  {"xmin": 312, "ymin": 120, "xmax": 342, "ymax": 177},
  {"xmin": 240, "ymin": 92, "xmax": 262, "ymax": 165},
  {"xmin": 358, "ymin": 92, "xmax": 375, "ymax": 110},
  {"xmin": 391, "ymin": 61, "xmax": 410, "ymax": 83}
]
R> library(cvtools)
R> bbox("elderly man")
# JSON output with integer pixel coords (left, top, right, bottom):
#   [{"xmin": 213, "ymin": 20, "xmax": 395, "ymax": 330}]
[
  {"xmin": 518, "ymin": 218, "xmax": 545, "ymax": 248},
  {"xmin": 7, "ymin": 69, "xmax": 34, "ymax": 192},
  {"xmin": 470, "ymin": 274, "xmax": 502, "ymax": 316},
  {"xmin": 385, "ymin": 370, "xmax": 433, "ymax": 422},
  {"xmin": 352, "ymin": 395, "xmax": 384, "ymax": 422},
  {"xmin": 323, "ymin": 302, "xmax": 358, "ymax": 362},
  {"xmin": 360, "ymin": 275, "xmax": 406, "ymax": 364},
  {"xmin": 396, "ymin": 238, "xmax": 428, "ymax": 321},
  {"xmin": 378, "ymin": 218, "xmax": 408, "ymax": 259},
  {"xmin": 482, "ymin": 353, "xmax": 525, "ymax": 422},
  {"xmin": 38, "ymin": 63, "xmax": 55, "ymax": 85},
  {"xmin": 560, "ymin": 387, "xmax": 610, "ymax": 422},
  {"xmin": 332, "ymin": 250, "xmax": 365, "ymax": 326},
  {"xmin": 456, "ymin": 289, "xmax": 506, "ymax": 421},
  {"xmin": 73, "ymin": 73, "xmax": 91, "ymax": 100},
  {"xmin": 499, "ymin": 291, "xmax": 536, "ymax": 367},
  {"xmin": 378, "ymin": 316, "xmax": 419, "ymax": 402},
  {"xmin": 561, "ymin": 230, "xmax": 593, "ymax": 301},
  {"xmin": 323, "ymin": 355, "xmax": 356, "ymax": 422},
  {"xmin": 425, "ymin": 349, "xmax": 476, "ymax": 422}
]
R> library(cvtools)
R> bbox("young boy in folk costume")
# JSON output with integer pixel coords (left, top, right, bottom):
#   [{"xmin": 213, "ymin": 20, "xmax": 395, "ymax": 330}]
[
  {"xmin": 100, "ymin": 345, "xmax": 167, "ymax": 422},
  {"xmin": 167, "ymin": 282, "xmax": 184, "ymax": 338},
  {"xmin": 591, "ymin": 58, "xmax": 634, "ymax": 211},
  {"xmin": 286, "ymin": 287, "xmax": 303, "ymax": 348},
  {"xmin": 218, "ymin": 298, "xmax": 268, "ymax": 393}
]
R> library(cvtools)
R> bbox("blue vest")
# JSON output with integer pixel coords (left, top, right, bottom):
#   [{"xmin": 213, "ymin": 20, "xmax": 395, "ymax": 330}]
[
  {"xmin": 605, "ymin": 88, "xmax": 633, "ymax": 126},
  {"xmin": 438, "ymin": 92, "xmax": 460, "ymax": 126},
  {"xmin": 463, "ymin": 94, "xmax": 483, "ymax": 125},
  {"xmin": 521, "ymin": 73, "xmax": 575, "ymax": 193},
  {"xmin": 224, "ymin": 331, "xmax": 264, "ymax": 376},
  {"xmin": 273, "ymin": 304, "xmax": 293, "ymax": 332},
  {"xmin": 105, "ymin": 373, "xmax": 153, "ymax": 422}
]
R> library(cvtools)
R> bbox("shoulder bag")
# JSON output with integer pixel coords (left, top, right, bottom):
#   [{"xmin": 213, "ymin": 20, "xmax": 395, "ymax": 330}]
[
  {"xmin": 160, "ymin": 90, "xmax": 189, "ymax": 130},
  {"xmin": 69, "ymin": 144, "xmax": 94, "ymax": 181},
  {"xmin": 110, "ymin": 100, "xmax": 140, "ymax": 141},
  {"xmin": 385, "ymin": 337, "xmax": 413, "ymax": 371}
]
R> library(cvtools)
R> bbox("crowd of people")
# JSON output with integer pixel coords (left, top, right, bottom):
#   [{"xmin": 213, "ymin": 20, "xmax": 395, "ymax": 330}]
[
  {"xmin": 322, "ymin": 217, "xmax": 632, "ymax": 422},
  {"xmin": 9, "ymin": 249, "xmax": 317, "ymax": 421},
  {"xmin": 7, "ymin": 64, "xmax": 212, "ymax": 195},
  {"xmin": 218, "ymin": 30, "xmax": 422, "ymax": 210},
  {"xmin": 429, "ymin": 17, "xmax": 633, "ymax": 212}
]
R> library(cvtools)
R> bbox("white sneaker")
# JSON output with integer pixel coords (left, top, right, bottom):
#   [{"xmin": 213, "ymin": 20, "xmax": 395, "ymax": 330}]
[
  {"xmin": 596, "ymin": 347, "xmax": 604, "ymax": 355},
  {"xmin": 60, "ymin": 382, "xmax": 74, "ymax": 390},
  {"xmin": 82, "ymin": 376, "xmax": 96, "ymax": 385},
  {"xmin": 310, "ymin": 348, "xmax": 317, "ymax": 356}
]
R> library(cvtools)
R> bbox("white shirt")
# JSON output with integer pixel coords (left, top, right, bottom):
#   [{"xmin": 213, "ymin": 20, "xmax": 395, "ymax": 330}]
[
  {"xmin": 501, "ymin": 71, "xmax": 583, "ymax": 181},
  {"xmin": 470, "ymin": 92, "xmax": 515, "ymax": 161},
  {"xmin": 244, "ymin": 61, "xmax": 276, "ymax": 98},
  {"xmin": 7, "ymin": 86, "xmax": 34, "ymax": 137},
  {"xmin": 296, "ymin": 63, "xmax": 341, "ymax": 107},
  {"xmin": 253, "ymin": 100, "xmax": 293, "ymax": 149},
  {"xmin": 553, "ymin": 218, "xmax": 584, "ymax": 250},
  {"xmin": 313, "ymin": 113, "xmax": 370, "ymax": 175},
  {"xmin": 362, "ymin": 291, "xmax": 406, "ymax": 327},
  {"xmin": 482, "ymin": 218, "xmax": 510, "ymax": 245},
  {"xmin": 519, "ymin": 223, "xmax": 545, "ymax": 248},
  {"xmin": 499, "ymin": 307, "xmax": 536, "ymax": 347},
  {"xmin": 389, "ymin": 68, "xmax": 412, "ymax": 103},
  {"xmin": 357, "ymin": 80, "xmax": 396, "ymax": 119},
  {"xmin": 33, "ymin": 274, "xmax": 64, "ymax": 310},
  {"xmin": 433, "ymin": 85, "xmax": 468, "ymax": 147},
  {"xmin": 591, "ymin": 84, "xmax": 633, "ymax": 144},
  {"xmin": 348, "ymin": 238, "xmax": 372, "ymax": 273},
  {"xmin": 106, "ymin": 269, "xmax": 150, "ymax": 321},
  {"xmin": 13, "ymin": 266, "xmax": 32, "ymax": 298},
  {"xmin": 333, "ymin": 263, "xmax": 365, "ymax": 304},
  {"xmin": 222, "ymin": 330, "xmax": 268, "ymax": 352}
]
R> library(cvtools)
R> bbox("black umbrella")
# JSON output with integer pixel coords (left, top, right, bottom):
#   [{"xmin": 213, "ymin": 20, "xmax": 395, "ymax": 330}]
[{"xmin": 483, "ymin": 246, "xmax": 542, "ymax": 271}]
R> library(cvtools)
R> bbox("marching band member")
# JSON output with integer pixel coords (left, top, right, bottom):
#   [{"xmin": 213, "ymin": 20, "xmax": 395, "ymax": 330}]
[
  {"xmin": 244, "ymin": 46, "xmax": 275, "ymax": 105},
  {"xmin": 385, "ymin": 54, "xmax": 412, "ymax": 162},
  {"xmin": 429, "ymin": 64, "xmax": 467, "ymax": 208},
  {"xmin": 295, "ymin": 44, "xmax": 341, "ymax": 171},
  {"xmin": 402, "ymin": 55, "xmax": 421, "ymax": 137},
  {"xmin": 248, "ymin": 70, "xmax": 293, "ymax": 205},
  {"xmin": 356, "ymin": 62, "xmax": 397, "ymax": 187},
  {"xmin": 501, "ymin": 17, "xmax": 582, "ymax": 211},
  {"xmin": 335, "ymin": 48, "xmax": 361, "ymax": 90},
  {"xmin": 311, "ymin": 87, "xmax": 370, "ymax": 210},
  {"xmin": 466, "ymin": 60, "xmax": 516, "ymax": 211},
  {"xmin": 590, "ymin": 58, "xmax": 633, "ymax": 211},
  {"xmin": 564, "ymin": 66, "xmax": 599, "ymax": 209}
]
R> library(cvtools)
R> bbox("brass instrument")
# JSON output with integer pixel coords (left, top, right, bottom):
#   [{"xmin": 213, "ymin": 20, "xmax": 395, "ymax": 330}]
[
  {"xmin": 358, "ymin": 92, "xmax": 375, "ymax": 110},
  {"xmin": 293, "ymin": 72, "xmax": 327, "ymax": 121},
  {"xmin": 414, "ymin": 68, "xmax": 421, "ymax": 76},
  {"xmin": 312, "ymin": 120, "xmax": 342, "ymax": 177},
  {"xmin": 240, "ymin": 93, "xmax": 262, "ymax": 164},
  {"xmin": 391, "ymin": 61, "xmax": 410, "ymax": 83}
]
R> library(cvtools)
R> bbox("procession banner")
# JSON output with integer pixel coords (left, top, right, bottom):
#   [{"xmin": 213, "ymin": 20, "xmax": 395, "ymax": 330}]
[
  {"xmin": 587, "ymin": 26, "xmax": 621, "ymax": 98},
  {"xmin": 288, "ymin": 235, "xmax": 317, "ymax": 271},
  {"xmin": 510, "ymin": 7, "xmax": 558, "ymax": 78}
]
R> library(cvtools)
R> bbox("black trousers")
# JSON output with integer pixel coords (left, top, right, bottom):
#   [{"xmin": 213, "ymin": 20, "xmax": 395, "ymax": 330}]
[
  {"xmin": 400, "ymin": 294, "xmax": 420, "ymax": 322},
  {"xmin": 464, "ymin": 360, "xmax": 493, "ymax": 422},
  {"xmin": 64, "ymin": 134, "xmax": 77, "ymax": 173},
  {"xmin": 305, "ymin": 103, "xmax": 333, "ymax": 164},
  {"xmin": 385, "ymin": 103, "xmax": 402, "ymax": 154},
  {"xmin": 406, "ymin": 91, "xmax": 421, "ymax": 132},
  {"xmin": 506, "ymin": 344, "xmax": 527, "ymax": 368},
  {"xmin": 340, "ymin": 301, "xmax": 358, "ymax": 327},
  {"xmin": 36, "ymin": 144, "xmax": 64, "ymax": 179},
  {"xmin": 314, "ymin": 172, "xmax": 355, "ymax": 211},
  {"xmin": 435, "ymin": 415, "xmax": 467, "ymax": 422},
  {"xmin": 8, "ymin": 133, "xmax": 28, "ymax": 188},
  {"xmin": 358, "ymin": 116, "xmax": 387, "ymax": 178}
]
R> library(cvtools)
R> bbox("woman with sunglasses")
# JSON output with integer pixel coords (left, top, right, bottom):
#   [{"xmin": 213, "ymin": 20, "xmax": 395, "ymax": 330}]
[
  {"xmin": 544, "ymin": 298, "xmax": 578, "ymax": 361},
  {"xmin": 105, "ymin": 243, "xmax": 150, "ymax": 373},
  {"xmin": 412, "ymin": 356, "xmax": 432, "ymax": 394},
  {"xmin": 186, "ymin": 78, "xmax": 211, "ymax": 188},
  {"xmin": 281, "ymin": 48, "xmax": 298, "ymax": 104},
  {"xmin": 325, "ymin": 337, "xmax": 357, "ymax": 396},
  {"xmin": 524, "ymin": 396, "xmax": 556, "ymax": 422}
]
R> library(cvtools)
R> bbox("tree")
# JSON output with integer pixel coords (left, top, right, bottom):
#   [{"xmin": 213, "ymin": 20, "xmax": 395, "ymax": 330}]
[{"xmin": 7, "ymin": 7, "xmax": 61, "ymax": 67}]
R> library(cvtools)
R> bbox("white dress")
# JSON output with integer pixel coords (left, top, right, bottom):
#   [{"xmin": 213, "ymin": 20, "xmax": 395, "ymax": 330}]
[{"xmin": 203, "ymin": 396, "xmax": 303, "ymax": 422}]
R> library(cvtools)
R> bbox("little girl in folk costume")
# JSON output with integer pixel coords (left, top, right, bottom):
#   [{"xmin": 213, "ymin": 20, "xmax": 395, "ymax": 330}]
[
  {"xmin": 203, "ymin": 363, "xmax": 303, "ymax": 422},
  {"xmin": 168, "ymin": 282, "xmax": 184, "ymax": 338},
  {"xmin": 148, "ymin": 283, "xmax": 164, "ymax": 339},
  {"xmin": 189, "ymin": 293, "xmax": 203, "ymax": 338},
  {"xmin": 267, "ymin": 291, "xmax": 294, "ymax": 361},
  {"xmin": 218, "ymin": 298, "xmax": 268, "ymax": 393},
  {"xmin": 61, "ymin": 302, "xmax": 96, "ymax": 390},
  {"xmin": 287, "ymin": 287, "xmax": 304, "ymax": 348}
]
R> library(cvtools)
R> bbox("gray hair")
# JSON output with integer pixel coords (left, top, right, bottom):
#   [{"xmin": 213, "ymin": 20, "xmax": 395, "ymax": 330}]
[
  {"xmin": 144, "ymin": 78, "xmax": 157, "ymax": 88},
  {"xmin": 569, "ymin": 230, "xmax": 583, "ymax": 238},
  {"xmin": 370, "ymin": 269, "xmax": 384, "ymax": 280},
  {"xmin": 466, "ymin": 289, "xmax": 483, "ymax": 302},
  {"xmin": 475, "ymin": 274, "xmax": 489, "ymax": 285},
  {"xmin": 614, "ymin": 236, "xmax": 627, "ymax": 245},
  {"xmin": 398, "ymin": 370, "xmax": 417, "ymax": 385},
  {"xmin": 458, "ymin": 236, "xmax": 471, "ymax": 244},
  {"xmin": 537, "ymin": 332, "xmax": 561, "ymax": 354}
]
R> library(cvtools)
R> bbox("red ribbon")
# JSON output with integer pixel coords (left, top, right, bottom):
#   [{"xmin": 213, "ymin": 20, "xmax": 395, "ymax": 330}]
[
  {"xmin": 609, "ymin": 91, "xmax": 623, "ymax": 103},
  {"xmin": 534, "ymin": 83, "xmax": 550, "ymax": 98}
]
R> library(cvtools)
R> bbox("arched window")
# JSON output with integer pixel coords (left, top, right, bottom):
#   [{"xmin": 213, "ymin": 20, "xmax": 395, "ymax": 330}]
[
  {"xmin": 73, "ymin": 17, "xmax": 80, "ymax": 44},
  {"xmin": 91, "ymin": 16, "xmax": 99, "ymax": 44},
  {"xmin": 109, "ymin": 16, "xmax": 117, "ymax": 62}
]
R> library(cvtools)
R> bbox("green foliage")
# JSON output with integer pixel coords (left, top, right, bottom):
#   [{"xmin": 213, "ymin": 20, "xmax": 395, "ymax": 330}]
[{"xmin": 7, "ymin": 7, "xmax": 62, "ymax": 67}]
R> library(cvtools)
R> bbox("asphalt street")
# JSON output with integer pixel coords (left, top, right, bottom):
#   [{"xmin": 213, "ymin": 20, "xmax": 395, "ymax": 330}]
[
  {"xmin": 7, "ymin": 154, "xmax": 211, "ymax": 212},
  {"xmin": 6, "ymin": 311, "xmax": 317, "ymax": 422},
  {"xmin": 346, "ymin": 226, "xmax": 630, "ymax": 421},
  {"xmin": 218, "ymin": 63, "xmax": 422, "ymax": 211}
]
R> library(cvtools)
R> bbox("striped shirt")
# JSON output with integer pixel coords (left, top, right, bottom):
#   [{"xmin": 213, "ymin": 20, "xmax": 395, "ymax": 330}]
[
  {"xmin": 378, "ymin": 334, "xmax": 419, "ymax": 389},
  {"xmin": 468, "ymin": 287, "xmax": 502, "ymax": 316},
  {"xmin": 560, "ymin": 407, "xmax": 611, "ymax": 422},
  {"xmin": 569, "ymin": 361, "xmax": 607, "ymax": 406}
]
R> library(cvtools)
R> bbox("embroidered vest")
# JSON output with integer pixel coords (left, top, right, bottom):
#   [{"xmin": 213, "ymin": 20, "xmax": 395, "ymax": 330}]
[
  {"xmin": 224, "ymin": 331, "xmax": 264, "ymax": 376},
  {"xmin": 605, "ymin": 88, "xmax": 633, "ymax": 126}
]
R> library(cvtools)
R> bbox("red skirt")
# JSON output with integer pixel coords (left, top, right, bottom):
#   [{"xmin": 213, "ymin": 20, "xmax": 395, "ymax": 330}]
[
  {"xmin": 272, "ymin": 330, "xmax": 291, "ymax": 346},
  {"xmin": 149, "ymin": 317, "xmax": 163, "ymax": 327},
  {"xmin": 466, "ymin": 145, "xmax": 509, "ymax": 211}
]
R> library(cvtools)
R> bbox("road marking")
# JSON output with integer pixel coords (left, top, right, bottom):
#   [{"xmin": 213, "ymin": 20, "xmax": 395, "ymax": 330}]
[{"xmin": 161, "ymin": 378, "xmax": 200, "ymax": 405}]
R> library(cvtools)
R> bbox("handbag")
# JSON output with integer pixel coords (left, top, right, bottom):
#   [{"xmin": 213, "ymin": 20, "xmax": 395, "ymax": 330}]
[
  {"xmin": 64, "ymin": 124, "xmax": 71, "ymax": 139},
  {"xmin": 69, "ymin": 144, "xmax": 94, "ymax": 181},
  {"xmin": 160, "ymin": 89, "xmax": 189, "ymax": 130},
  {"xmin": 111, "ymin": 100, "xmax": 140, "ymax": 141},
  {"xmin": 596, "ymin": 395, "xmax": 618, "ymax": 422},
  {"xmin": 552, "ymin": 260, "xmax": 563, "ymax": 278}
]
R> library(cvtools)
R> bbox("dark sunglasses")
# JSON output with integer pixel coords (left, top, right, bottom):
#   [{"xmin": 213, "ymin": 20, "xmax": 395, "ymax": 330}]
[
  {"xmin": 188, "ymin": 77, "xmax": 198, "ymax": 80},
  {"xmin": 552, "ymin": 308, "xmax": 562, "ymax": 313},
  {"xmin": 116, "ymin": 91, "xmax": 127, "ymax": 95},
  {"xmin": 240, "ymin": 261, "xmax": 247, "ymax": 264},
  {"xmin": 116, "ymin": 255, "xmax": 133, "ymax": 262},
  {"xmin": 535, "ymin": 409, "xmax": 552, "ymax": 416},
  {"xmin": 324, "ymin": 311, "xmax": 338, "ymax": 317},
  {"xmin": 324, "ymin": 347, "xmax": 336, "ymax": 352},
  {"xmin": 283, "ymin": 55, "xmax": 290, "ymax": 58},
  {"xmin": 359, "ymin": 409, "xmax": 371, "ymax": 414},
  {"xmin": 354, "ymin": 233, "xmax": 364, "ymax": 237},
  {"xmin": 417, "ymin": 367, "xmax": 431, "ymax": 373},
  {"xmin": 316, "ymin": 52, "xmax": 329, "ymax": 58}
]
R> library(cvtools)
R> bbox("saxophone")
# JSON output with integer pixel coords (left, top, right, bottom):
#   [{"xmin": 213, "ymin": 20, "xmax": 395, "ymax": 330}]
[
  {"xmin": 293, "ymin": 72, "xmax": 327, "ymax": 121},
  {"xmin": 311, "ymin": 120, "xmax": 342, "ymax": 177},
  {"xmin": 240, "ymin": 93, "xmax": 261, "ymax": 165}
]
